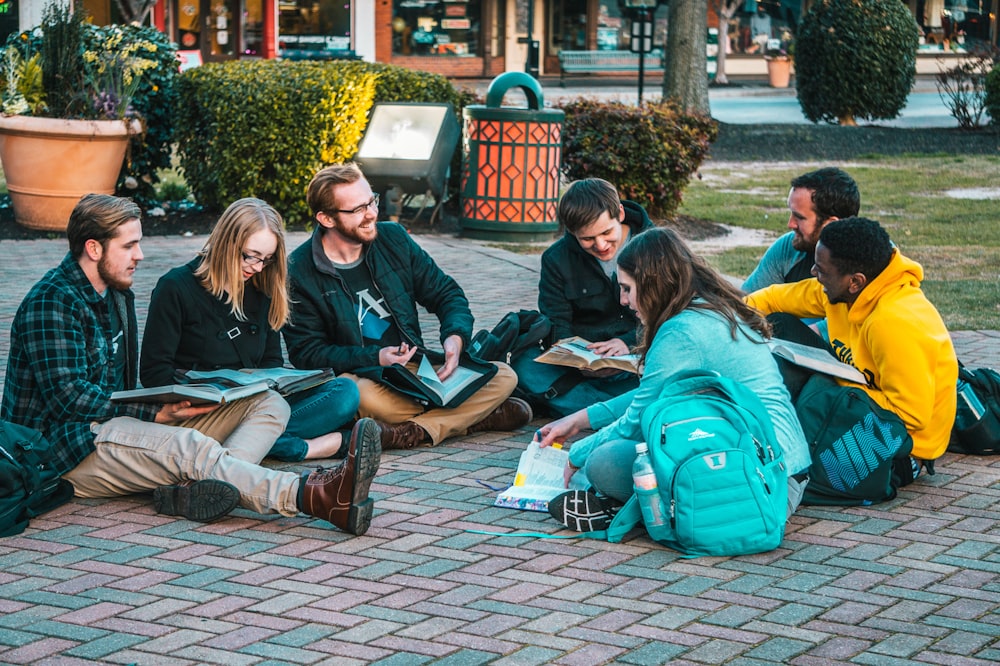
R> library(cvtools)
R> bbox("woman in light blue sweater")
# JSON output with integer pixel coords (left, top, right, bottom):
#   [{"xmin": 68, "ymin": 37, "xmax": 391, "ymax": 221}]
[{"xmin": 536, "ymin": 227, "xmax": 809, "ymax": 531}]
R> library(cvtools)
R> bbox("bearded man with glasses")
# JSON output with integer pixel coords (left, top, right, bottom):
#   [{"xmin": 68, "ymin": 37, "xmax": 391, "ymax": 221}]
[{"xmin": 284, "ymin": 163, "xmax": 532, "ymax": 450}]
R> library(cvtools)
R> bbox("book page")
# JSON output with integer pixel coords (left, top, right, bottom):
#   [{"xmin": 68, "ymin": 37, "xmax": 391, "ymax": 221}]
[
  {"xmin": 111, "ymin": 381, "xmax": 269, "ymax": 405},
  {"xmin": 768, "ymin": 338, "xmax": 867, "ymax": 384},
  {"xmin": 416, "ymin": 356, "xmax": 484, "ymax": 404},
  {"xmin": 535, "ymin": 337, "xmax": 639, "ymax": 373},
  {"xmin": 494, "ymin": 442, "xmax": 589, "ymax": 512}
]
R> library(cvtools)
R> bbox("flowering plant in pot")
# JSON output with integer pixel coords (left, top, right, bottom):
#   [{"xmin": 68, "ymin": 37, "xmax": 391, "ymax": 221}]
[
  {"xmin": 764, "ymin": 28, "xmax": 795, "ymax": 88},
  {"xmin": 0, "ymin": 1, "xmax": 175, "ymax": 230}
]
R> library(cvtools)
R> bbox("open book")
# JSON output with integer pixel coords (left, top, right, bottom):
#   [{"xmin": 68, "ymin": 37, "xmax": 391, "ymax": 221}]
[
  {"xmin": 413, "ymin": 356, "xmax": 486, "ymax": 405},
  {"xmin": 534, "ymin": 337, "xmax": 639, "ymax": 374},
  {"xmin": 110, "ymin": 380, "xmax": 270, "ymax": 406},
  {"xmin": 494, "ymin": 441, "xmax": 589, "ymax": 512},
  {"xmin": 179, "ymin": 367, "xmax": 336, "ymax": 397},
  {"xmin": 768, "ymin": 338, "xmax": 867, "ymax": 384},
  {"xmin": 355, "ymin": 353, "xmax": 496, "ymax": 409}
]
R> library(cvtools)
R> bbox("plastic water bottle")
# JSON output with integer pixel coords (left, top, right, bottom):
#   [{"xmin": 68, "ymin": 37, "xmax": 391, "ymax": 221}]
[
  {"xmin": 955, "ymin": 379, "xmax": 986, "ymax": 430},
  {"xmin": 632, "ymin": 442, "xmax": 667, "ymax": 528}
]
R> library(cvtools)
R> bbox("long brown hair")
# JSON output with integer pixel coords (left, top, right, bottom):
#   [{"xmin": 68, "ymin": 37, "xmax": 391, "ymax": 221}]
[
  {"xmin": 616, "ymin": 227, "xmax": 771, "ymax": 363},
  {"xmin": 194, "ymin": 198, "xmax": 290, "ymax": 331}
]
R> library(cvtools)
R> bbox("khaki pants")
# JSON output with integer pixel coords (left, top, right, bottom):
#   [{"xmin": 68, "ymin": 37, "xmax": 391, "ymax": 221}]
[
  {"xmin": 347, "ymin": 362, "xmax": 517, "ymax": 444},
  {"xmin": 65, "ymin": 391, "xmax": 301, "ymax": 516}
]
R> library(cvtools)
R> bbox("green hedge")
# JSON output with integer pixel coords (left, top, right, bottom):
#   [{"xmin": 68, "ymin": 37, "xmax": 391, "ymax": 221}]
[
  {"xmin": 173, "ymin": 60, "xmax": 477, "ymax": 222},
  {"xmin": 174, "ymin": 60, "xmax": 377, "ymax": 223},
  {"xmin": 559, "ymin": 98, "xmax": 718, "ymax": 219}
]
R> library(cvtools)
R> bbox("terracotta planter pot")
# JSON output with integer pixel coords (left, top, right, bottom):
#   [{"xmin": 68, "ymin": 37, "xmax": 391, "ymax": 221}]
[
  {"xmin": 766, "ymin": 57, "xmax": 792, "ymax": 88},
  {"xmin": 0, "ymin": 115, "xmax": 139, "ymax": 231}
]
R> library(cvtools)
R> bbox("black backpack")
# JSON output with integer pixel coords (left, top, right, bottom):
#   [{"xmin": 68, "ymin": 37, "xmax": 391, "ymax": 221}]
[
  {"xmin": 469, "ymin": 310, "xmax": 552, "ymax": 365},
  {"xmin": 950, "ymin": 366, "xmax": 1000, "ymax": 455},
  {"xmin": 1, "ymin": 420, "xmax": 75, "ymax": 537},
  {"xmin": 794, "ymin": 374, "xmax": 915, "ymax": 506}
]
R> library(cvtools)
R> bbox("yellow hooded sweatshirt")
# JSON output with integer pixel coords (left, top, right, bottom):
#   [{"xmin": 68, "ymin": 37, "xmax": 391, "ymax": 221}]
[{"xmin": 747, "ymin": 249, "xmax": 958, "ymax": 460}]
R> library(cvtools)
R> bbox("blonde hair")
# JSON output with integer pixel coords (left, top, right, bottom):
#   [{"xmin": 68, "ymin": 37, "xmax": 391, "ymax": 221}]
[{"xmin": 194, "ymin": 198, "xmax": 290, "ymax": 330}]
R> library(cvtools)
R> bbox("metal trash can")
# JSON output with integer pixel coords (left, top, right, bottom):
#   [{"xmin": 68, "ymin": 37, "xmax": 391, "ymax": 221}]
[{"xmin": 459, "ymin": 72, "xmax": 564, "ymax": 241}]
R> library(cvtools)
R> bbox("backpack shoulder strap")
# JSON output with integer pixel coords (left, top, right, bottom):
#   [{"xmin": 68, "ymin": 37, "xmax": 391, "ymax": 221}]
[{"xmin": 605, "ymin": 495, "xmax": 642, "ymax": 543}]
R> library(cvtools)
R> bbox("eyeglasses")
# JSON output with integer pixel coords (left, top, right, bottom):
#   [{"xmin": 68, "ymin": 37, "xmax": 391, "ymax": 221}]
[
  {"xmin": 241, "ymin": 252, "xmax": 276, "ymax": 267},
  {"xmin": 332, "ymin": 193, "xmax": 380, "ymax": 216}
]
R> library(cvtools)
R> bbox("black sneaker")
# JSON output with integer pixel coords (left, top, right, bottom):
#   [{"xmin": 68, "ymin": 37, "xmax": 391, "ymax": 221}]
[
  {"xmin": 548, "ymin": 490, "xmax": 617, "ymax": 532},
  {"xmin": 153, "ymin": 479, "xmax": 240, "ymax": 522}
]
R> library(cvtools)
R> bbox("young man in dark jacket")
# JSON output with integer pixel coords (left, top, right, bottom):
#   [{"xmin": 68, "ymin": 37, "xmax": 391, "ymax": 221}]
[
  {"xmin": 525, "ymin": 178, "xmax": 649, "ymax": 416},
  {"xmin": 283, "ymin": 163, "xmax": 532, "ymax": 450}
]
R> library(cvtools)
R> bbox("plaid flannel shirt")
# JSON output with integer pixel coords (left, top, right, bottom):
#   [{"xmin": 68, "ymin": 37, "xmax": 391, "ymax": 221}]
[{"xmin": 1, "ymin": 253, "xmax": 159, "ymax": 475}]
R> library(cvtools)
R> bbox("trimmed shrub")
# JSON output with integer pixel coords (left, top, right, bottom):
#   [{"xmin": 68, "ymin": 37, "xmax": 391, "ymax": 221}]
[
  {"xmin": 559, "ymin": 98, "xmax": 718, "ymax": 219},
  {"xmin": 986, "ymin": 62, "xmax": 1000, "ymax": 125},
  {"xmin": 796, "ymin": 0, "xmax": 920, "ymax": 125},
  {"xmin": 174, "ymin": 60, "xmax": 377, "ymax": 223}
]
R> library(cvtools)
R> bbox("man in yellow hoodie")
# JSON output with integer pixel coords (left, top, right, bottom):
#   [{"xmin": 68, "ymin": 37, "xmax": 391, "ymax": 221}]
[{"xmin": 746, "ymin": 217, "xmax": 958, "ymax": 463}]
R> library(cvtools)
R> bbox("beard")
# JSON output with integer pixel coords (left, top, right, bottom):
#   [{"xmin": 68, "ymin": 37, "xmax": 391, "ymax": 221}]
[
  {"xmin": 334, "ymin": 219, "xmax": 378, "ymax": 245},
  {"xmin": 97, "ymin": 256, "xmax": 134, "ymax": 291}
]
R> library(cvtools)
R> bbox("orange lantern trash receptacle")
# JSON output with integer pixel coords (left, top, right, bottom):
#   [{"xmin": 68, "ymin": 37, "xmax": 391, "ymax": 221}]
[{"xmin": 460, "ymin": 72, "xmax": 564, "ymax": 241}]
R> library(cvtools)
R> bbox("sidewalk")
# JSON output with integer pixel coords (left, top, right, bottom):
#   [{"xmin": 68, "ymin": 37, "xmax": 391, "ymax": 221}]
[{"xmin": 0, "ymin": 231, "xmax": 998, "ymax": 665}]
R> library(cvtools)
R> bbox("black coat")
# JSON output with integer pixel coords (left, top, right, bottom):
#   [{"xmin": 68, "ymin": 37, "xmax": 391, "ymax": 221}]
[
  {"xmin": 538, "ymin": 200, "xmax": 652, "ymax": 345},
  {"xmin": 140, "ymin": 258, "xmax": 282, "ymax": 387},
  {"xmin": 283, "ymin": 222, "xmax": 474, "ymax": 373}
]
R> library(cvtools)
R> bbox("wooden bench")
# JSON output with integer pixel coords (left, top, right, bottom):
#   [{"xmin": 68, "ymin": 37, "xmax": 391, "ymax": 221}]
[{"xmin": 558, "ymin": 50, "xmax": 665, "ymax": 85}]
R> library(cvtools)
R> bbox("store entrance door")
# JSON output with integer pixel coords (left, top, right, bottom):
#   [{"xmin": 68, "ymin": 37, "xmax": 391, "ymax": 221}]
[
  {"xmin": 176, "ymin": 0, "xmax": 241, "ymax": 63},
  {"xmin": 506, "ymin": 0, "xmax": 544, "ymax": 73}
]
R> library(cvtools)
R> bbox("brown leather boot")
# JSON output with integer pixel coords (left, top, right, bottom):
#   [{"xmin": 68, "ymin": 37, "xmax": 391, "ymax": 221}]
[
  {"xmin": 377, "ymin": 420, "xmax": 431, "ymax": 450},
  {"xmin": 299, "ymin": 417, "xmax": 381, "ymax": 535},
  {"xmin": 468, "ymin": 397, "xmax": 533, "ymax": 433}
]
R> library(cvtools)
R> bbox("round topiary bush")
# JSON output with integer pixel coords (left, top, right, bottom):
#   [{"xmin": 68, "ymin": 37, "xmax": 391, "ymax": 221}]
[{"xmin": 796, "ymin": 0, "xmax": 921, "ymax": 125}]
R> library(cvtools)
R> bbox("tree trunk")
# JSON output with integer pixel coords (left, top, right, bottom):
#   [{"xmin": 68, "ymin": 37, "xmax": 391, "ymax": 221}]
[
  {"xmin": 663, "ymin": 0, "xmax": 710, "ymax": 114},
  {"xmin": 712, "ymin": 0, "xmax": 741, "ymax": 86}
]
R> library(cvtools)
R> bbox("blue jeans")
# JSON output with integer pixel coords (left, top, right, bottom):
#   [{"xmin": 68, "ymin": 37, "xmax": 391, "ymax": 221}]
[{"xmin": 266, "ymin": 378, "xmax": 360, "ymax": 462}]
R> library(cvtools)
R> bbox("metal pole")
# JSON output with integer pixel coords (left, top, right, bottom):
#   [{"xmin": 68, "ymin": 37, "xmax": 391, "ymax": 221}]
[{"xmin": 637, "ymin": 11, "xmax": 647, "ymax": 105}]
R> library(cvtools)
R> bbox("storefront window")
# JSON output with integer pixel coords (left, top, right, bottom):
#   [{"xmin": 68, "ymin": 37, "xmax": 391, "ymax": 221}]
[
  {"xmin": 721, "ymin": 0, "xmax": 798, "ymax": 55},
  {"xmin": 279, "ymin": 1, "xmax": 352, "ymax": 54},
  {"xmin": 244, "ymin": 0, "xmax": 263, "ymax": 56},
  {"xmin": 392, "ymin": 0, "xmax": 481, "ymax": 56}
]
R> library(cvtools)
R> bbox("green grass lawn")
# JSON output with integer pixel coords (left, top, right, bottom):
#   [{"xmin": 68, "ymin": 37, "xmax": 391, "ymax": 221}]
[{"xmin": 681, "ymin": 156, "xmax": 1000, "ymax": 331}]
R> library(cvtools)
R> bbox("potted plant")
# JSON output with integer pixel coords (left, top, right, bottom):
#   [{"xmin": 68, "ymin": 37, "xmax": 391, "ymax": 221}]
[
  {"xmin": 0, "ymin": 2, "xmax": 160, "ymax": 231},
  {"xmin": 764, "ymin": 28, "xmax": 794, "ymax": 88}
]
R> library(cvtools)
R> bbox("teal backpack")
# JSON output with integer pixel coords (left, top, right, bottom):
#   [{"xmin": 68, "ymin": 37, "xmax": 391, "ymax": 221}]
[{"xmin": 606, "ymin": 371, "xmax": 788, "ymax": 557}]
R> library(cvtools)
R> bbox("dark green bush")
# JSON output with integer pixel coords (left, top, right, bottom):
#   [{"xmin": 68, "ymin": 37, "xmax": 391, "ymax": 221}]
[
  {"xmin": 986, "ymin": 62, "xmax": 1000, "ymax": 125},
  {"xmin": 796, "ymin": 0, "xmax": 920, "ymax": 125},
  {"xmin": 174, "ymin": 60, "xmax": 377, "ymax": 223},
  {"xmin": 559, "ymin": 98, "xmax": 718, "ymax": 219}
]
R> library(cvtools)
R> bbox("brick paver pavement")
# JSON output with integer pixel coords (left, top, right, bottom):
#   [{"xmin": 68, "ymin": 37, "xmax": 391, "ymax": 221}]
[{"xmin": 1, "ymin": 230, "xmax": 997, "ymax": 665}]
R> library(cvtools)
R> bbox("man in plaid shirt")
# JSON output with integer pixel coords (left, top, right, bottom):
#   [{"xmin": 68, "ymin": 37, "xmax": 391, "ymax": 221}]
[{"xmin": 1, "ymin": 194, "xmax": 381, "ymax": 535}]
